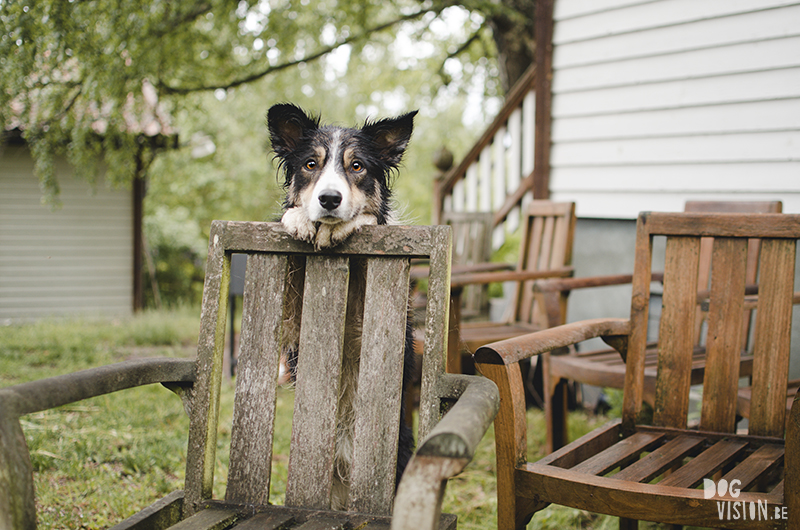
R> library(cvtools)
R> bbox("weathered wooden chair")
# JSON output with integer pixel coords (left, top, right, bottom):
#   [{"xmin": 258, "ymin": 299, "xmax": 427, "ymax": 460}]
[
  {"xmin": 446, "ymin": 201, "xmax": 576, "ymax": 374},
  {"xmin": 0, "ymin": 222, "xmax": 499, "ymax": 530},
  {"xmin": 410, "ymin": 211, "xmax": 506, "ymax": 353},
  {"xmin": 541, "ymin": 200, "xmax": 784, "ymax": 451},
  {"xmin": 442, "ymin": 211, "xmax": 496, "ymax": 320},
  {"xmin": 475, "ymin": 211, "xmax": 800, "ymax": 529}
]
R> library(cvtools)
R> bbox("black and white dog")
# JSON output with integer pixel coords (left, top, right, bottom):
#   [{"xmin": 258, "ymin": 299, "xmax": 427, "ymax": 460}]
[{"xmin": 267, "ymin": 103, "xmax": 418, "ymax": 509}]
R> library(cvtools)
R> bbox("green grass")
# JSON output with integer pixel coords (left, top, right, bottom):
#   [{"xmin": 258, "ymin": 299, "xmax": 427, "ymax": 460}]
[{"xmin": 2, "ymin": 310, "xmax": 625, "ymax": 529}]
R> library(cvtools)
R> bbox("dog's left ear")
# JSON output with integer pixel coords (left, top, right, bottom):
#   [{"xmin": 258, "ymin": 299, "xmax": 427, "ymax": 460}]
[{"xmin": 362, "ymin": 110, "xmax": 418, "ymax": 166}]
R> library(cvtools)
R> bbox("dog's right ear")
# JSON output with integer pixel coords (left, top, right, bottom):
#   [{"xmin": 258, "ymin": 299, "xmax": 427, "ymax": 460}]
[{"xmin": 267, "ymin": 104, "xmax": 319, "ymax": 156}]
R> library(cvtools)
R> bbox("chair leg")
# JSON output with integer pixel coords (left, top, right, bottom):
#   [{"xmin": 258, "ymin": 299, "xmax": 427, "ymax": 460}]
[
  {"xmin": 619, "ymin": 517, "xmax": 638, "ymax": 530},
  {"xmin": 447, "ymin": 289, "xmax": 463, "ymax": 374},
  {"xmin": 542, "ymin": 353, "xmax": 569, "ymax": 452}
]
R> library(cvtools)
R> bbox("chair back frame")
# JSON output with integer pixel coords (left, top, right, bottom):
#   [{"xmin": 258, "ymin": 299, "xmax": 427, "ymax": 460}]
[
  {"xmin": 511, "ymin": 201, "xmax": 576, "ymax": 326},
  {"xmin": 622, "ymin": 212, "xmax": 798, "ymax": 437},
  {"xmin": 184, "ymin": 221, "xmax": 453, "ymax": 516},
  {"xmin": 442, "ymin": 211, "xmax": 494, "ymax": 317}
]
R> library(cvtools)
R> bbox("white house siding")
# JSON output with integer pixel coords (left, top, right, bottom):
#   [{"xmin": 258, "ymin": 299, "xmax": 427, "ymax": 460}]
[
  {"xmin": 549, "ymin": 0, "xmax": 800, "ymax": 219},
  {"xmin": 0, "ymin": 145, "xmax": 133, "ymax": 322}
]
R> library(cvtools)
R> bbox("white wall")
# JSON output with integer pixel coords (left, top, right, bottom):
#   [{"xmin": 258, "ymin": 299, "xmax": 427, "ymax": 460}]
[
  {"xmin": 0, "ymin": 145, "xmax": 133, "ymax": 322},
  {"xmin": 549, "ymin": 0, "xmax": 800, "ymax": 218}
]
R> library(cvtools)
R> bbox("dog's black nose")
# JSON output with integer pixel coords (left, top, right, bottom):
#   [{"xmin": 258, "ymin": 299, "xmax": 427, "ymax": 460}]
[{"xmin": 319, "ymin": 190, "xmax": 342, "ymax": 211}]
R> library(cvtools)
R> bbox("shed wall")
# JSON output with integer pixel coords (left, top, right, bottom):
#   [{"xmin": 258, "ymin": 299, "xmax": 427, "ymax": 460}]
[{"xmin": 0, "ymin": 145, "xmax": 133, "ymax": 322}]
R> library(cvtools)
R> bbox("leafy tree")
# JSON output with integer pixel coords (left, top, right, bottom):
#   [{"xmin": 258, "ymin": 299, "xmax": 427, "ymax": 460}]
[
  {"xmin": 1, "ymin": 0, "xmax": 536, "ymax": 197},
  {"xmin": 2, "ymin": 0, "xmax": 537, "ymax": 305}
]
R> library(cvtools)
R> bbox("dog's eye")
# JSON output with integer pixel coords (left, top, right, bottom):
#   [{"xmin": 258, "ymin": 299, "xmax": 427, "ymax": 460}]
[
  {"xmin": 305, "ymin": 160, "xmax": 316, "ymax": 170},
  {"xmin": 351, "ymin": 160, "xmax": 364, "ymax": 172}
]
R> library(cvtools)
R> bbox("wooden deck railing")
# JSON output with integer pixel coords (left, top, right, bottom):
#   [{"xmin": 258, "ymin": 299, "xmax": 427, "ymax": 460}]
[{"xmin": 433, "ymin": 64, "xmax": 537, "ymax": 248}]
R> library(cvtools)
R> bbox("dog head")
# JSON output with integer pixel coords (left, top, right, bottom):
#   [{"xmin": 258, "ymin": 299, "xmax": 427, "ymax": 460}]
[{"xmin": 268, "ymin": 103, "xmax": 416, "ymax": 248}]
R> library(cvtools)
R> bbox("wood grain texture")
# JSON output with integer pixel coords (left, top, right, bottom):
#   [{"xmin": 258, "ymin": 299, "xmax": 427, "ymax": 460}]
[
  {"xmin": 481, "ymin": 211, "xmax": 800, "ymax": 529},
  {"xmin": 218, "ymin": 221, "xmax": 438, "ymax": 257},
  {"xmin": 418, "ymin": 227, "xmax": 452, "ymax": 441},
  {"xmin": 226, "ymin": 254, "xmax": 288, "ymax": 504},
  {"xmin": 285, "ymin": 255, "xmax": 350, "ymax": 509},
  {"xmin": 622, "ymin": 212, "xmax": 654, "ymax": 428},
  {"xmin": 185, "ymin": 221, "xmax": 231, "ymax": 514},
  {"xmin": 700, "ymin": 237, "xmax": 747, "ymax": 433},
  {"xmin": 348, "ymin": 257, "xmax": 410, "ymax": 515},
  {"xmin": 653, "ymin": 236, "xmax": 700, "ymax": 429},
  {"xmin": 474, "ymin": 363, "xmax": 529, "ymax": 530},
  {"xmin": 749, "ymin": 238, "xmax": 797, "ymax": 437}
]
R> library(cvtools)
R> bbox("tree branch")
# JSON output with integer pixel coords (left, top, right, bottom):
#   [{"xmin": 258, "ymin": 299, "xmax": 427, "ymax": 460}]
[{"xmin": 159, "ymin": 7, "xmax": 440, "ymax": 95}]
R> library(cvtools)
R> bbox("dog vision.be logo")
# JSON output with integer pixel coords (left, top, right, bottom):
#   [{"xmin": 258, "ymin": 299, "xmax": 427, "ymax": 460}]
[{"xmin": 703, "ymin": 478, "xmax": 788, "ymax": 523}]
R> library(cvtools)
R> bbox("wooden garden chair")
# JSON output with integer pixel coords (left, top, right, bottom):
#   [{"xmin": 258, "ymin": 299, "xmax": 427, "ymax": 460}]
[
  {"xmin": 475, "ymin": 211, "xmax": 800, "ymax": 529},
  {"xmin": 441, "ymin": 211, "xmax": 497, "ymax": 320},
  {"xmin": 541, "ymin": 200, "xmax": 783, "ymax": 451},
  {"xmin": 0, "ymin": 222, "xmax": 499, "ymax": 530},
  {"xmin": 410, "ymin": 211, "xmax": 505, "ymax": 349},
  {"xmin": 446, "ymin": 201, "xmax": 576, "ymax": 374}
]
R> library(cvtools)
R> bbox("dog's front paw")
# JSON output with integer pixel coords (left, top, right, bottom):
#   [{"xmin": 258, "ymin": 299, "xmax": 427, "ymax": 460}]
[
  {"xmin": 330, "ymin": 214, "xmax": 378, "ymax": 246},
  {"xmin": 314, "ymin": 224, "xmax": 334, "ymax": 250},
  {"xmin": 281, "ymin": 207, "xmax": 316, "ymax": 243}
]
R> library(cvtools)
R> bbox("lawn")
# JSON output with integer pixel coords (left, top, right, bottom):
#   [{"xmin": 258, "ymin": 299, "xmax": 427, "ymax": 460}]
[{"xmin": 1, "ymin": 309, "xmax": 622, "ymax": 529}]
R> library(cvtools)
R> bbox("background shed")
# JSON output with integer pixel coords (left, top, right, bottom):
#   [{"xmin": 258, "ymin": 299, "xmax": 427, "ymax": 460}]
[{"xmin": 0, "ymin": 134, "xmax": 142, "ymax": 323}]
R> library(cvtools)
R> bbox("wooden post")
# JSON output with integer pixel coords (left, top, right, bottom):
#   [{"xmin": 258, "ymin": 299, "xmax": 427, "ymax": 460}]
[
  {"xmin": 533, "ymin": 0, "xmax": 554, "ymax": 200},
  {"xmin": 132, "ymin": 169, "xmax": 145, "ymax": 312}
]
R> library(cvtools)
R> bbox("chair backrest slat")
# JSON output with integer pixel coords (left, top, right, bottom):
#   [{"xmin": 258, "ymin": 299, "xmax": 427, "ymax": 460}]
[
  {"xmin": 443, "ymin": 212, "xmax": 493, "ymax": 315},
  {"xmin": 699, "ymin": 238, "xmax": 748, "ymax": 433},
  {"xmin": 749, "ymin": 238, "xmax": 797, "ymax": 437},
  {"xmin": 226, "ymin": 254, "xmax": 288, "ymax": 504},
  {"xmin": 348, "ymin": 257, "xmax": 411, "ymax": 514},
  {"xmin": 515, "ymin": 201, "xmax": 576, "ymax": 325},
  {"xmin": 284, "ymin": 255, "xmax": 350, "ymax": 509},
  {"xmin": 653, "ymin": 236, "xmax": 701, "ymax": 429}
]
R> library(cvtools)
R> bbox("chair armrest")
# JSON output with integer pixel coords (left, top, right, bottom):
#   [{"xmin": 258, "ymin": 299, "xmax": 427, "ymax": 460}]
[
  {"xmin": 420, "ymin": 374, "xmax": 500, "ymax": 461},
  {"xmin": 450, "ymin": 266, "xmax": 574, "ymax": 289},
  {"xmin": 391, "ymin": 374, "xmax": 499, "ymax": 530},
  {"xmin": 786, "ymin": 391, "xmax": 800, "ymax": 521},
  {"xmin": 473, "ymin": 318, "xmax": 631, "ymax": 366},
  {"xmin": 0, "ymin": 357, "xmax": 196, "ymax": 530},
  {"xmin": 533, "ymin": 272, "xmax": 664, "ymax": 294},
  {"xmin": 411, "ymin": 262, "xmax": 514, "ymax": 281},
  {"xmin": 0, "ymin": 357, "xmax": 196, "ymax": 416}
]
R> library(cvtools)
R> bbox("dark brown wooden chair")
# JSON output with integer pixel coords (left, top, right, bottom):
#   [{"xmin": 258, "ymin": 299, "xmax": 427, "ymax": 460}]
[
  {"xmin": 446, "ymin": 201, "xmax": 576, "ymax": 374},
  {"xmin": 541, "ymin": 200, "xmax": 783, "ymax": 451},
  {"xmin": 0, "ymin": 222, "xmax": 499, "ymax": 530},
  {"xmin": 475, "ymin": 211, "xmax": 800, "ymax": 530}
]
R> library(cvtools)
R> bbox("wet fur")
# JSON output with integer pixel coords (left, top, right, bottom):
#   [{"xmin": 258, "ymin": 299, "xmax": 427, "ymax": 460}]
[{"xmin": 268, "ymin": 104, "xmax": 417, "ymax": 510}]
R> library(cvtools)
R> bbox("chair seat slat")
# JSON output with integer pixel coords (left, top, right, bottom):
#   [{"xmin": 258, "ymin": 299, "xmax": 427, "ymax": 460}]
[
  {"xmin": 230, "ymin": 512, "xmax": 295, "ymax": 530},
  {"xmin": 658, "ymin": 439, "xmax": 748, "ymax": 488},
  {"xmin": 167, "ymin": 507, "xmax": 238, "ymax": 530},
  {"xmin": 720, "ymin": 444, "xmax": 784, "ymax": 492},
  {"xmin": 570, "ymin": 432, "xmax": 663, "ymax": 476},
  {"xmin": 612, "ymin": 435, "xmax": 705, "ymax": 483}
]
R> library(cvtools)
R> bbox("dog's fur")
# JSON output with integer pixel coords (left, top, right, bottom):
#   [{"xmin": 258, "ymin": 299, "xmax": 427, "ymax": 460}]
[{"xmin": 267, "ymin": 104, "xmax": 417, "ymax": 510}]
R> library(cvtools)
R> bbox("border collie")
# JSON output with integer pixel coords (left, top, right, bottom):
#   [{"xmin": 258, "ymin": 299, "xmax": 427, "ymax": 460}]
[{"xmin": 267, "ymin": 103, "xmax": 418, "ymax": 510}]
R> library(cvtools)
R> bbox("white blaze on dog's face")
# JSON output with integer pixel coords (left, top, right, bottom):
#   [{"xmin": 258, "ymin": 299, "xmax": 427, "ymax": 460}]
[{"xmin": 268, "ymin": 104, "xmax": 416, "ymax": 248}]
